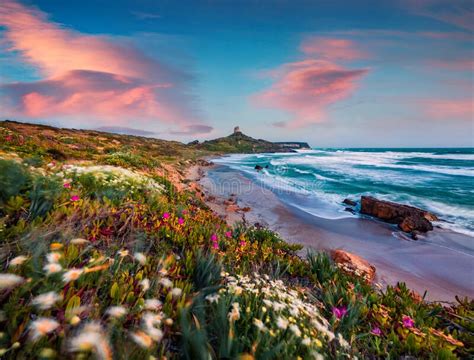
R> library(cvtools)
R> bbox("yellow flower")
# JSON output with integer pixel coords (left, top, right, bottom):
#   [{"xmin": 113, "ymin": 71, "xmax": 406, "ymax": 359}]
[{"xmin": 50, "ymin": 243, "xmax": 63, "ymax": 251}]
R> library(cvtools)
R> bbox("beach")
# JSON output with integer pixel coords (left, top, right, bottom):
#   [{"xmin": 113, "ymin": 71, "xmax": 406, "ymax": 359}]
[{"xmin": 190, "ymin": 162, "xmax": 474, "ymax": 302}]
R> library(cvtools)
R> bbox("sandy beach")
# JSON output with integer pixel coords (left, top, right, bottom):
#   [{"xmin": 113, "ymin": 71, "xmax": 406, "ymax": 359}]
[{"xmin": 189, "ymin": 162, "xmax": 474, "ymax": 302}]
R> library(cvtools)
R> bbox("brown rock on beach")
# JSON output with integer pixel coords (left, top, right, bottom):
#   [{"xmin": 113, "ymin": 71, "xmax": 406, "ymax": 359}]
[
  {"xmin": 360, "ymin": 196, "xmax": 437, "ymax": 234},
  {"xmin": 332, "ymin": 249, "xmax": 376, "ymax": 283}
]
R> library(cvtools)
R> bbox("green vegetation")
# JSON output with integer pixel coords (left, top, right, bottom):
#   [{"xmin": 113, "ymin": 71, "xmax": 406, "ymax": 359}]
[
  {"xmin": 198, "ymin": 130, "xmax": 294, "ymax": 153},
  {"xmin": 0, "ymin": 121, "xmax": 472, "ymax": 359}
]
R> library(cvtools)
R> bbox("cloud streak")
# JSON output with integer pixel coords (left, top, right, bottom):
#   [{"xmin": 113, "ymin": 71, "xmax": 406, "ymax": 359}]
[
  {"xmin": 254, "ymin": 37, "xmax": 368, "ymax": 128},
  {"xmin": 0, "ymin": 0, "xmax": 205, "ymax": 132}
]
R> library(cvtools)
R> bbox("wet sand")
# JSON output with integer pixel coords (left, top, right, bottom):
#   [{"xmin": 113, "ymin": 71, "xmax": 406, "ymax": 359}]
[{"xmin": 198, "ymin": 164, "xmax": 474, "ymax": 302}]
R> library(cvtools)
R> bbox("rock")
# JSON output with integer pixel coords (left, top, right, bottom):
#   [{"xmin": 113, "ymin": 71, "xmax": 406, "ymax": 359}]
[
  {"xmin": 399, "ymin": 216, "xmax": 433, "ymax": 233},
  {"xmin": 255, "ymin": 165, "xmax": 263, "ymax": 171},
  {"xmin": 332, "ymin": 249, "xmax": 376, "ymax": 283},
  {"xmin": 343, "ymin": 198, "xmax": 357, "ymax": 207},
  {"xmin": 344, "ymin": 207, "xmax": 356, "ymax": 214},
  {"xmin": 360, "ymin": 196, "xmax": 438, "ymax": 233},
  {"xmin": 187, "ymin": 140, "xmax": 199, "ymax": 145}
]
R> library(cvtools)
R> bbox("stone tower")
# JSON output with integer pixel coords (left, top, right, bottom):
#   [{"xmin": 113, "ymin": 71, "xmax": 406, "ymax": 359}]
[{"xmin": 233, "ymin": 126, "xmax": 241, "ymax": 134}]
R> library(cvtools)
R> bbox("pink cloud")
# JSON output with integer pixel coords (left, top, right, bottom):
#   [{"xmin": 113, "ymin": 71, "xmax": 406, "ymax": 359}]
[
  {"xmin": 0, "ymin": 0, "xmax": 206, "ymax": 132},
  {"xmin": 421, "ymin": 99, "xmax": 473, "ymax": 120},
  {"xmin": 300, "ymin": 37, "xmax": 368, "ymax": 61},
  {"xmin": 254, "ymin": 39, "xmax": 368, "ymax": 128}
]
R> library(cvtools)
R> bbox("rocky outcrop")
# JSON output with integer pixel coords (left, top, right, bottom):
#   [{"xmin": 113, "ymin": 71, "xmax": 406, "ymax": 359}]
[
  {"xmin": 343, "ymin": 198, "xmax": 357, "ymax": 207},
  {"xmin": 332, "ymin": 249, "xmax": 376, "ymax": 283},
  {"xmin": 360, "ymin": 196, "xmax": 438, "ymax": 234}
]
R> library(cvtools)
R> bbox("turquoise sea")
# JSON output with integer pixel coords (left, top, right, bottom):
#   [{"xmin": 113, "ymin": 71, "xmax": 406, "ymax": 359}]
[{"xmin": 213, "ymin": 148, "xmax": 474, "ymax": 237}]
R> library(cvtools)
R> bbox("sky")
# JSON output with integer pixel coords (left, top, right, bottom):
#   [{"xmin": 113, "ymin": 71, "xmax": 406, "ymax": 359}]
[{"xmin": 0, "ymin": 0, "xmax": 473, "ymax": 147}]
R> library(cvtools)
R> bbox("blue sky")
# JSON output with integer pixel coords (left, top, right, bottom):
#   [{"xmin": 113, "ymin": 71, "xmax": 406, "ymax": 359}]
[{"xmin": 0, "ymin": 0, "xmax": 472, "ymax": 146}]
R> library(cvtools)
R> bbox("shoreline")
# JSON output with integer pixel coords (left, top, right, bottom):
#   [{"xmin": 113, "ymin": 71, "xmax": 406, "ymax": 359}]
[{"xmin": 186, "ymin": 160, "xmax": 474, "ymax": 302}]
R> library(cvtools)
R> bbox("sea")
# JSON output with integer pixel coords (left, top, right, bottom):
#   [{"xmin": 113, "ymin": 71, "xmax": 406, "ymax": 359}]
[{"xmin": 212, "ymin": 148, "xmax": 474, "ymax": 238}]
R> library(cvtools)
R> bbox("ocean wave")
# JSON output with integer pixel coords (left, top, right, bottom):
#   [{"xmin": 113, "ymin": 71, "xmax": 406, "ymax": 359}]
[{"xmin": 212, "ymin": 149, "xmax": 474, "ymax": 237}]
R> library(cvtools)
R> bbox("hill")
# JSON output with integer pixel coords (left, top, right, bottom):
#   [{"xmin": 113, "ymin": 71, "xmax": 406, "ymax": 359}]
[{"xmin": 197, "ymin": 128, "xmax": 304, "ymax": 153}]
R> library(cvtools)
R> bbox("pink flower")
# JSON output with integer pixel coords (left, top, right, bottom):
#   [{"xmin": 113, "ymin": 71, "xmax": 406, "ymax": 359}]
[
  {"xmin": 178, "ymin": 218, "xmax": 184, "ymax": 225},
  {"xmin": 162, "ymin": 212, "xmax": 170, "ymax": 219},
  {"xmin": 5, "ymin": 135, "xmax": 13, "ymax": 142},
  {"xmin": 210, "ymin": 234, "xmax": 218, "ymax": 242},
  {"xmin": 225, "ymin": 231, "xmax": 232, "ymax": 238},
  {"xmin": 63, "ymin": 183, "xmax": 71, "ymax": 189},
  {"xmin": 70, "ymin": 195, "xmax": 80, "ymax": 202},
  {"xmin": 332, "ymin": 306, "xmax": 348, "ymax": 319},
  {"xmin": 371, "ymin": 326, "xmax": 382, "ymax": 336},
  {"xmin": 239, "ymin": 240, "xmax": 246, "ymax": 247},
  {"xmin": 402, "ymin": 315, "xmax": 414, "ymax": 328},
  {"xmin": 212, "ymin": 242, "xmax": 219, "ymax": 250}
]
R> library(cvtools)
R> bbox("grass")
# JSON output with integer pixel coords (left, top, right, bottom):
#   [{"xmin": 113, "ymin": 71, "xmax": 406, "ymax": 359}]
[{"xmin": 0, "ymin": 121, "xmax": 472, "ymax": 359}]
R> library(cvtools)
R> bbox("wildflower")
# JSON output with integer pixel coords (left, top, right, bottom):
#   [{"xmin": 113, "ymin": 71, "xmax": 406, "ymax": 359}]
[
  {"xmin": 210, "ymin": 234, "xmax": 218, "ymax": 242},
  {"xmin": 171, "ymin": 287, "xmax": 182, "ymax": 298},
  {"xmin": 142, "ymin": 312, "xmax": 164, "ymax": 341},
  {"xmin": 69, "ymin": 323, "xmax": 112, "ymax": 360},
  {"xmin": 43, "ymin": 262, "xmax": 62, "ymax": 275},
  {"xmin": 9, "ymin": 255, "xmax": 28, "ymax": 267},
  {"xmin": 62, "ymin": 268, "xmax": 84, "ymax": 283},
  {"xmin": 32, "ymin": 291, "xmax": 62, "ymax": 310},
  {"xmin": 225, "ymin": 231, "xmax": 232, "ymax": 238},
  {"xmin": 162, "ymin": 212, "xmax": 170, "ymax": 220},
  {"xmin": 402, "ymin": 315, "xmax": 415, "ymax": 328},
  {"xmin": 134, "ymin": 252, "xmax": 147, "ymax": 265},
  {"xmin": 118, "ymin": 249, "xmax": 129, "ymax": 257},
  {"xmin": 140, "ymin": 279, "xmax": 150, "ymax": 292},
  {"xmin": 46, "ymin": 252, "xmax": 62, "ymax": 263},
  {"xmin": 228, "ymin": 302, "xmax": 240, "ymax": 322},
  {"xmin": 50, "ymin": 242, "xmax": 63, "ymax": 251},
  {"xmin": 178, "ymin": 217, "xmax": 184, "ymax": 225},
  {"xmin": 212, "ymin": 241, "xmax": 219, "ymax": 250},
  {"xmin": 71, "ymin": 238, "xmax": 89, "ymax": 245},
  {"xmin": 70, "ymin": 195, "xmax": 80, "ymax": 202},
  {"xmin": 29, "ymin": 318, "xmax": 59, "ymax": 341},
  {"xmin": 289, "ymin": 324, "xmax": 302, "ymax": 337},
  {"xmin": 164, "ymin": 318, "xmax": 173, "ymax": 326},
  {"xmin": 332, "ymin": 306, "xmax": 348, "ymax": 319},
  {"xmin": 131, "ymin": 331, "xmax": 153, "ymax": 349},
  {"xmin": 63, "ymin": 182, "xmax": 71, "ymax": 188},
  {"xmin": 144, "ymin": 299, "xmax": 162, "ymax": 311},
  {"xmin": 70, "ymin": 315, "xmax": 81, "ymax": 326},
  {"xmin": 106, "ymin": 306, "xmax": 127, "ymax": 318},
  {"xmin": 239, "ymin": 240, "xmax": 247, "ymax": 247},
  {"xmin": 205, "ymin": 294, "xmax": 220, "ymax": 304},
  {"xmin": 371, "ymin": 326, "xmax": 382, "ymax": 336},
  {"xmin": 0, "ymin": 273, "xmax": 24, "ymax": 290},
  {"xmin": 276, "ymin": 316, "xmax": 289, "ymax": 330},
  {"xmin": 253, "ymin": 318, "xmax": 266, "ymax": 331},
  {"xmin": 337, "ymin": 333, "xmax": 350, "ymax": 348},
  {"xmin": 301, "ymin": 337, "xmax": 311, "ymax": 346},
  {"xmin": 159, "ymin": 277, "xmax": 172, "ymax": 288}
]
